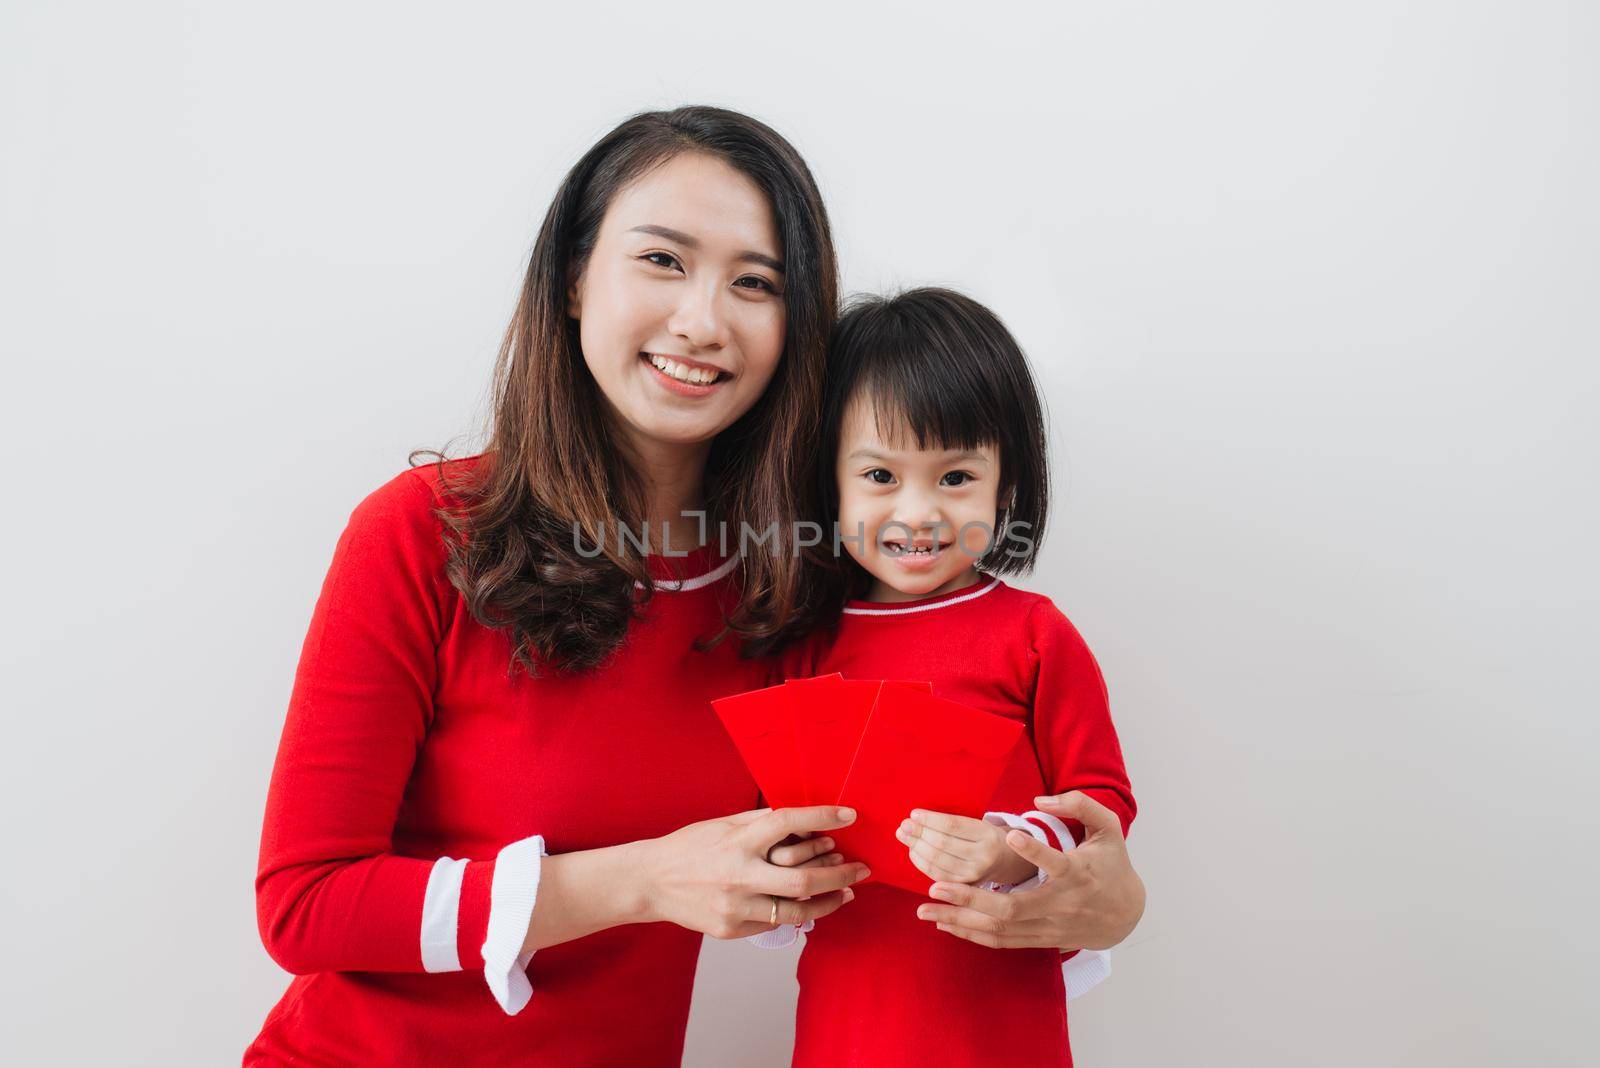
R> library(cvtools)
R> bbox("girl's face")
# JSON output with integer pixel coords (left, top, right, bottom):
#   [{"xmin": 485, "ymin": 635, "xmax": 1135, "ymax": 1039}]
[
  {"xmin": 570, "ymin": 152, "xmax": 788, "ymax": 456},
  {"xmin": 833, "ymin": 393, "xmax": 1002, "ymax": 602}
]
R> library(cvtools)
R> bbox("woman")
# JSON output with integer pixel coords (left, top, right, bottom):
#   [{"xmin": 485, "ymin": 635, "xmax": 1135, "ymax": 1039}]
[{"xmin": 246, "ymin": 106, "xmax": 1143, "ymax": 1066}]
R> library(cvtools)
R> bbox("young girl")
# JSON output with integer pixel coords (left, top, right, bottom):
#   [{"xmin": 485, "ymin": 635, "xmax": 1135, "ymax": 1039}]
[{"xmin": 764, "ymin": 287, "xmax": 1137, "ymax": 1067}]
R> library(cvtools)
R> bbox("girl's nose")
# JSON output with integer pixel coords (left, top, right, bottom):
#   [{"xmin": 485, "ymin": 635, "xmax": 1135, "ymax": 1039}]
[
  {"xmin": 667, "ymin": 282, "xmax": 730, "ymax": 351},
  {"xmin": 889, "ymin": 492, "xmax": 948, "ymax": 536}
]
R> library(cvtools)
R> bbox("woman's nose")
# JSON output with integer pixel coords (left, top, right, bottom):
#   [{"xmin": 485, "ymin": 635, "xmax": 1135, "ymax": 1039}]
[{"xmin": 667, "ymin": 282, "xmax": 730, "ymax": 351}]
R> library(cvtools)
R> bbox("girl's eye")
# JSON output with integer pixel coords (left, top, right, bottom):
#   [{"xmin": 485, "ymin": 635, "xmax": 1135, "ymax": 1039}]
[
  {"xmin": 734, "ymin": 275, "xmax": 779, "ymax": 294},
  {"xmin": 641, "ymin": 251, "xmax": 682, "ymax": 271},
  {"xmin": 864, "ymin": 468, "xmax": 895, "ymax": 485},
  {"xmin": 940, "ymin": 471, "xmax": 975, "ymax": 487}
]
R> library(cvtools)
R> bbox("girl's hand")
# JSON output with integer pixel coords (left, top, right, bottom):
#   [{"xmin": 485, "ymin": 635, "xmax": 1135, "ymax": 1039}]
[
  {"xmin": 638, "ymin": 806, "xmax": 869, "ymax": 939},
  {"xmin": 896, "ymin": 809, "xmax": 1037, "ymax": 886},
  {"xmin": 914, "ymin": 792, "xmax": 1145, "ymax": 950}
]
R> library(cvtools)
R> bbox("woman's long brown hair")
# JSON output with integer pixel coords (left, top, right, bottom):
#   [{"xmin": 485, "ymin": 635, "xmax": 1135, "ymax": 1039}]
[{"xmin": 411, "ymin": 106, "xmax": 841, "ymax": 677}]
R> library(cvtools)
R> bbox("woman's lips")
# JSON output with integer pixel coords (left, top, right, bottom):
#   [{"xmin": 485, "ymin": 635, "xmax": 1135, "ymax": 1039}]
[{"xmin": 640, "ymin": 352, "xmax": 728, "ymax": 398}]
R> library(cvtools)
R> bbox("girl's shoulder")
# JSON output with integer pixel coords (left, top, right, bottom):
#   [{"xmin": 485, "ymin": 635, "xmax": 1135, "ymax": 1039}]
[{"xmin": 986, "ymin": 581, "xmax": 1097, "ymax": 662}]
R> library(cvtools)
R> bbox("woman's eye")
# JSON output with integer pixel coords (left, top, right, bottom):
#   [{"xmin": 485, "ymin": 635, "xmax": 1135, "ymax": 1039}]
[
  {"xmin": 641, "ymin": 251, "xmax": 682, "ymax": 271},
  {"xmin": 940, "ymin": 471, "xmax": 974, "ymax": 487},
  {"xmin": 734, "ymin": 275, "xmax": 778, "ymax": 294},
  {"xmin": 865, "ymin": 469, "xmax": 894, "ymax": 485}
]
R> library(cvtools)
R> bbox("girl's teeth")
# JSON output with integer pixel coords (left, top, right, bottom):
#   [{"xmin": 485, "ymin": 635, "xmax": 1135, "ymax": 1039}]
[{"xmin": 648, "ymin": 354, "xmax": 720, "ymax": 385}]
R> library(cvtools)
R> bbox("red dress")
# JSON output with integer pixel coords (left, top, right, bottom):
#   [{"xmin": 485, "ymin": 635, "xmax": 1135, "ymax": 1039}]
[
  {"xmin": 782, "ymin": 578, "xmax": 1137, "ymax": 1068},
  {"xmin": 245, "ymin": 457, "xmax": 768, "ymax": 1066}
]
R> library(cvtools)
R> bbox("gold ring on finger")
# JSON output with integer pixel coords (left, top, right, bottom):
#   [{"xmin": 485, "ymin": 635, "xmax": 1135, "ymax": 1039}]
[{"xmin": 769, "ymin": 895, "xmax": 780, "ymax": 925}]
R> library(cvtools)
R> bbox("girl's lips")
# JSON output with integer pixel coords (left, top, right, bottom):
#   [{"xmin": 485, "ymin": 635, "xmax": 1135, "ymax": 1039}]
[{"xmin": 881, "ymin": 541, "xmax": 953, "ymax": 572}]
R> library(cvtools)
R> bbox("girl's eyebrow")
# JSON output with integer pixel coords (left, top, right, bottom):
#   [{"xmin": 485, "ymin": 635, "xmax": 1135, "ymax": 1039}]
[
  {"xmin": 627, "ymin": 224, "xmax": 785, "ymax": 273},
  {"xmin": 846, "ymin": 447, "xmax": 991, "ymax": 464}
]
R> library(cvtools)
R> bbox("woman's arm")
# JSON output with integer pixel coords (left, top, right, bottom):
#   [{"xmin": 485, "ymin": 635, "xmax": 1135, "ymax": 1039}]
[
  {"xmin": 257, "ymin": 471, "xmax": 867, "ymax": 1012},
  {"xmin": 915, "ymin": 599, "xmax": 1143, "ymax": 953},
  {"xmin": 255, "ymin": 472, "xmax": 526, "ymax": 982},
  {"xmin": 520, "ymin": 807, "xmax": 865, "ymax": 956},
  {"xmin": 915, "ymin": 790, "xmax": 1145, "ymax": 950}
]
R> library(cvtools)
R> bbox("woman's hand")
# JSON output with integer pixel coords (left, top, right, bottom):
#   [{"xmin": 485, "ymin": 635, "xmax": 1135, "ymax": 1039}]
[
  {"xmin": 639, "ymin": 806, "xmax": 870, "ymax": 939},
  {"xmin": 914, "ymin": 792, "xmax": 1145, "ymax": 950},
  {"xmin": 895, "ymin": 810, "xmax": 1037, "ymax": 886}
]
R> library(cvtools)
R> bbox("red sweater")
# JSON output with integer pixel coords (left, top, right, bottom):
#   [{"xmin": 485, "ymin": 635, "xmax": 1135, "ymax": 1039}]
[
  {"xmin": 246, "ymin": 458, "xmax": 768, "ymax": 1066},
  {"xmin": 779, "ymin": 577, "xmax": 1136, "ymax": 1068}
]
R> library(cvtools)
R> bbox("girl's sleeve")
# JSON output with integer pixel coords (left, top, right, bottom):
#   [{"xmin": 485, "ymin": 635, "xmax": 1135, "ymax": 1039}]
[
  {"xmin": 983, "ymin": 598, "xmax": 1136, "ymax": 998},
  {"xmin": 1024, "ymin": 597, "xmax": 1136, "ymax": 842},
  {"xmin": 254, "ymin": 469, "xmax": 544, "ymax": 1014}
]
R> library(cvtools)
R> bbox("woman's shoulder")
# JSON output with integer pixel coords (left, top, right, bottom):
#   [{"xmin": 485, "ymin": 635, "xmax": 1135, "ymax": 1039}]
[
  {"xmin": 354, "ymin": 453, "xmax": 485, "ymax": 516},
  {"xmin": 336, "ymin": 454, "xmax": 485, "ymax": 564}
]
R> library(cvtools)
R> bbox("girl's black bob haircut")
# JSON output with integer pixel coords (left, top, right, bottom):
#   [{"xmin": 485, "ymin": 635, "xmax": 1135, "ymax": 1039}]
[{"xmin": 819, "ymin": 286, "xmax": 1050, "ymax": 579}]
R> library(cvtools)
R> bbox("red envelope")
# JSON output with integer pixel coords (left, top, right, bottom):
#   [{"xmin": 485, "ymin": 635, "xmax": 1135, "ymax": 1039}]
[
  {"xmin": 832, "ymin": 685, "xmax": 1025, "ymax": 896},
  {"xmin": 785, "ymin": 676, "xmax": 934, "ymax": 805},
  {"xmin": 710, "ymin": 681, "xmax": 807, "ymax": 808}
]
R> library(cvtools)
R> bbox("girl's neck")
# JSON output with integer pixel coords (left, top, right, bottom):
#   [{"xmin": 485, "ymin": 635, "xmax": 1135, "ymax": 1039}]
[{"xmin": 864, "ymin": 566, "xmax": 983, "ymax": 604}]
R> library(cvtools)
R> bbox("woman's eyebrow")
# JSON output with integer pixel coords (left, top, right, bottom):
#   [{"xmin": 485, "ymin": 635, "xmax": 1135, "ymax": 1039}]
[{"xmin": 628, "ymin": 224, "xmax": 784, "ymax": 273}]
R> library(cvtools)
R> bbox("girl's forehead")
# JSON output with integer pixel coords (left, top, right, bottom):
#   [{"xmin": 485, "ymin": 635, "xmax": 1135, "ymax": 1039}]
[{"xmin": 839, "ymin": 395, "xmax": 995, "ymax": 462}]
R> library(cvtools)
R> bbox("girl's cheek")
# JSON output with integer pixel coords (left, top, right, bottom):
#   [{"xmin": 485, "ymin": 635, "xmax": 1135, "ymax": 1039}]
[{"xmin": 958, "ymin": 521, "xmax": 994, "ymax": 559}]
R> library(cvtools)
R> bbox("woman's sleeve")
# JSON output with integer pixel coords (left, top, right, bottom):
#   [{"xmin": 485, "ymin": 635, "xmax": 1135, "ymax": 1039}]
[{"xmin": 254, "ymin": 469, "xmax": 543, "ymax": 1014}]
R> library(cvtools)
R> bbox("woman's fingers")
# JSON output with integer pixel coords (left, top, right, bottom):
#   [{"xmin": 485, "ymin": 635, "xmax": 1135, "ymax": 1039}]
[
  {"xmin": 766, "ymin": 836, "xmax": 834, "ymax": 867},
  {"xmin": 1031, "ymin": 791, "xmax": 1122, "ymax": 842},
  {"xmin": 931, "ymin": 920, "xmax": 1060, "ymax": 949},
  {"xmin": 742, "ymin": 806, "xmax": 857, "ymax": 853},
  {"xmin": 735, "ymin": 886, "xmax": 857, "ymax": 932},
  {"xmin": 750, "ymin": 856, "xmax": 869, "ymax": 900},
  {"xmin": 998, "ymin": 828, "xmax": 1078, "ymax": 882},
  {"xmin": 797, "ymin": 852, "xmax": 845, "ymax": 868}
]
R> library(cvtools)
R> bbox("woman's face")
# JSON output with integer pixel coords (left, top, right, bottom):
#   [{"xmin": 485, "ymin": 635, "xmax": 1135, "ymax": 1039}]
[{"xmin": 570, "ymin": 152, "xmax": 787, "ymax": 454}]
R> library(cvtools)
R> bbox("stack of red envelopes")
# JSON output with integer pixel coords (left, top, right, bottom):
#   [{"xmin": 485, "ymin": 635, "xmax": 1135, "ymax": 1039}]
[{"xmin": 711, "ymin": 673, "xmax": 1025, "ymax": 896}]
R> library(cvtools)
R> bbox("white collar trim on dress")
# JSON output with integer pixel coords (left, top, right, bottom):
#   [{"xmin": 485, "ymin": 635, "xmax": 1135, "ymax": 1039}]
[
  {"xmin": 635, "ymin": 552, "xmax": 741, "ymax": 593},
  {"xmin": 841, "ymin": 577, "xmax": 1001, "ymax": 616}
]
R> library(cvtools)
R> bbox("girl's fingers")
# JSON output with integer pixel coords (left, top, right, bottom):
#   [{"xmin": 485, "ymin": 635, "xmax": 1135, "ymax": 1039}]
[
  {"xmin": 908, "ymin": 809, "xmax": 984, "ymax": 841},
  {"xmin": 898, "ymin": 827, "xmax": 978, "ymax": 882},
  {"xmin": 900, "ymin": 818, "xmax": 974, "ymax": 855}
]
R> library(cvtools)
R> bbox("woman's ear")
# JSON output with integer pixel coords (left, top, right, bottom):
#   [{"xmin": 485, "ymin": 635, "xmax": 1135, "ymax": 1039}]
[{"xmin": 566, "ymin": 268, "xmax": 583, "ymax": 320}]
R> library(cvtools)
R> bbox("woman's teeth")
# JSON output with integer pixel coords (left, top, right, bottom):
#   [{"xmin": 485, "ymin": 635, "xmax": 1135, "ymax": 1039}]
[{"xmin": 647, "ymin": 354, "xmax": 722, "ymax": 385}]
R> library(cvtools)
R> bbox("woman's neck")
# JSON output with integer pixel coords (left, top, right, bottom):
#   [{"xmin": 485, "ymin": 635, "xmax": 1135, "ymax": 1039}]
[{"xmin": 620, "ymin": 432, "xmax": 712, "ymax": 555}]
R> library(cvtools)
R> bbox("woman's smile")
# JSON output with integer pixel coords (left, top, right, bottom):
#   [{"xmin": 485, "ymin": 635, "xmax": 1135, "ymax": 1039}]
[{"xmin": 641, "ymin": 351, "xmax": 733, "ymax": 397}]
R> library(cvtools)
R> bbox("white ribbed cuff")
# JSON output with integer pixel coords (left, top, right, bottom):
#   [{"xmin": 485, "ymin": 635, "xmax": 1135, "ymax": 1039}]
[
  {"xmin": 1022, "ymin": 809, "xmax": 1077, "ymax": 854},
  {"xmin": 481, "ymin": 835, "xmax": 547, "ymax": 1015},
  {"xmin": 743, "ymin": 919, "xmax": 814, "ymax": 949},
  {"xmin": 420, "ymin": 856, "xmax": 469, "ymax": 972},
  {"xmin": 1064, "ymin": 948, "xmax": 1113, "ymax": 1000},
  {"xmin": 985, "ymin": 811, "xmax": 1114, "ymax": 999},
  {"xmin": 981, "ymin": 811, "xmax": 1051, "ymax": 891}
]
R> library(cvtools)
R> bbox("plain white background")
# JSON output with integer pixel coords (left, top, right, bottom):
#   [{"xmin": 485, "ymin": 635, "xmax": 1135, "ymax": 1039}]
[{"xmin": 3, "ymin": 2, "xmax": 1596, "ymax": 1064}]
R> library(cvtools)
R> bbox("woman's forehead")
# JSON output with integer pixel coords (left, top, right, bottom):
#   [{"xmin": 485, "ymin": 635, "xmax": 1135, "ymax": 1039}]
[{"xmin": 602, "ymin": 152, "xmax": 780, "ymax": 259}]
